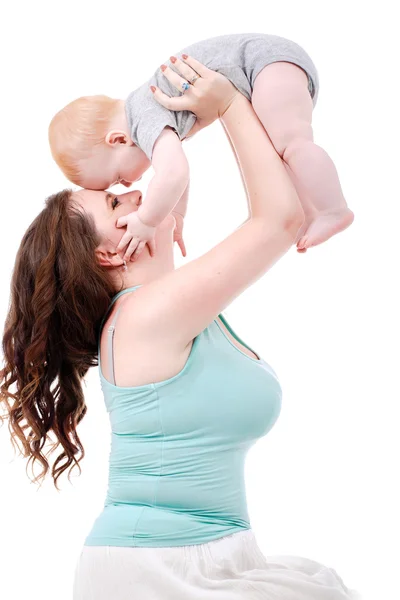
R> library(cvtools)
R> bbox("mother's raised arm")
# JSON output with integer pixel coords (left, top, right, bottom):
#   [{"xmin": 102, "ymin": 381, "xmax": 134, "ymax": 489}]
[{"xmin": 142, "ymin": 58, "xmax": 305, "ymax": 347}]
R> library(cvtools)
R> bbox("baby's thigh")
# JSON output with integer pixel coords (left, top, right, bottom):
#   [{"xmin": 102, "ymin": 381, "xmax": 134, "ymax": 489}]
[{"xmin": 252, "ymin": 62, "xmax": 314, "ymax": 155}]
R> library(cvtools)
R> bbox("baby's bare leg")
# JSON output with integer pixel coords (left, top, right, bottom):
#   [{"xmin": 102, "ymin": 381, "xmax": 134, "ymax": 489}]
[
  {"xmin": 282, "ymin": 162, "xmax": 315, "ymax": 251},
  {"xmin": 252, "ymin": 62, "xmax": 354, "ymax": 251}
]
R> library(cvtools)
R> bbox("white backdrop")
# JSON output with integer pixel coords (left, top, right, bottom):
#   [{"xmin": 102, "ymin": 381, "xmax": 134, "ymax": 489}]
[{"xmin": 0, "ymin": 2, "xmax": 398, "ymax": 599}]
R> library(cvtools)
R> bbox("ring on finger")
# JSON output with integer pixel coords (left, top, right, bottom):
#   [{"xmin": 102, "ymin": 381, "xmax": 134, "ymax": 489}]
[
  {"xmin": 189, "ymin": 74, "xmax": 200, "ymax": 84},
  {"xmin": 181, "ymin": 81, "xmax": 190, "ymax": 94}
]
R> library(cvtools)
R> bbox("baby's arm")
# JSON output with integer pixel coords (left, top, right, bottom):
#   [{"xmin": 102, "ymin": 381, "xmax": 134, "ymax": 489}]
[
  {"xmin": 116, "ymin": 127, "xmax": 189, "ymax": 262},
  {"xmin": 172, "ymin": 180, "xmax": 189, "ymax": 219},
  {"xmin": 137, "ymin": 128, "xmax": 189, "ymax": 228},
  {"xmin": 171, "ymin": 180, "xmax": 189, "ymax": 256}
]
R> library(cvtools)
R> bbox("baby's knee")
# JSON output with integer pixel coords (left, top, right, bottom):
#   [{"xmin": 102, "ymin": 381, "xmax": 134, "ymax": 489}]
[
  {"xmin": 267, "ymin": 116, "xmax": 312, "ymax": 157},
  {"xmin": 281, "ymin": 135, "xmax": 314, "ymax": 163}
]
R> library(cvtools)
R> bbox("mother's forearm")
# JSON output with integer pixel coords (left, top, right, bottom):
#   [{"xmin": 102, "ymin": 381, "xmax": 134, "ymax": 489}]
[{"xmin": 221, "ymin": 95, "xmax": 303, "ymax": 229}]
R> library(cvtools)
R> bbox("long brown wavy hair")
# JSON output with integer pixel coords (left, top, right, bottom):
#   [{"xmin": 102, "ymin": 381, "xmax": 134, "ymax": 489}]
[{"xmin": 0, "ymin": 189, "xmax": 118, "ymax": 490}]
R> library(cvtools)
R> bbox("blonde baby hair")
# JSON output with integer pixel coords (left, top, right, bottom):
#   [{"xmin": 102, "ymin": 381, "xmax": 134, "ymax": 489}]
[{"xmin": 48, "ymin": 95, "xmax": 120, "ymax": 184}]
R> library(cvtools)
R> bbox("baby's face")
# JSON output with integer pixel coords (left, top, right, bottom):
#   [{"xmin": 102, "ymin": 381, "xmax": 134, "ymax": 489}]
[{"xmin": 78, "ymin": 144, "xmax": 150, "ymax": 191}]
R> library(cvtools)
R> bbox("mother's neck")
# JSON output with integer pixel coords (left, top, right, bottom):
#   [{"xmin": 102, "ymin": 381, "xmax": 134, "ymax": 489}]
[{"xmin": 110, "ymin": 243, "xmax": 175, "ymax": 290}]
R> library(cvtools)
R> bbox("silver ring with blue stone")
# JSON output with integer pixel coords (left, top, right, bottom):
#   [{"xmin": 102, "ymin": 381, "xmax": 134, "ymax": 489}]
[{"xmin": 181, "ymin": 81, "xmax": 190, "ymax": 94}]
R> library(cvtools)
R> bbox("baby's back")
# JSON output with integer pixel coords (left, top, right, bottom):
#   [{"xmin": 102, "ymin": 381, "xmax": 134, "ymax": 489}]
[
  {"xmin": 126, "ymin": 33, "xmax": 316, "ymax": 159},
  {"xmin": 180, "ymin": 33, "xmax": 305, "ymax": 98}
]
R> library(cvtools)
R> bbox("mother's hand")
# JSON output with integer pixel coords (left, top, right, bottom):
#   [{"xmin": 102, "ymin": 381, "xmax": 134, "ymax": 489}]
[{"xmin": 150, "ymin": 55, "xmax": 240, "ymax": 130}]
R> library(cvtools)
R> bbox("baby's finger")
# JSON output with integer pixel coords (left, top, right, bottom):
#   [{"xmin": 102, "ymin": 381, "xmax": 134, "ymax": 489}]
[
  {"xmin": 131, "ymin": 240, "xmax": 146, "ymax": 262},
  {"xmin": 116, "ymin": 232, "xmax": 132, "ymax": 255},
  {"xmin": 170, "ymin": 56, "xmax": 199, "ymax": 83},
  {"xmin": 180, "ymin": 55, "xmax": 210, "ymax": 78},
  {"xmin": 147, "ymin": 239, "xmax": 156, "ymax": 257},
  {"xmin": 150, "ymin": 86, "xmax": 189, "ymax": 112},
  {"xmin": 123, "ymin": 238, "xmax": 139, "ymax": 261},
  {"xmin": 178, "ymin": 238, "xmax": 187, "ymax": 257},
  {"xmin": 160, "ymin": 65, "xmax": 192, "ymax": 95},
  {"xmin": 116, "ymin": 215, "xmax": 128, "ymax": 228}
]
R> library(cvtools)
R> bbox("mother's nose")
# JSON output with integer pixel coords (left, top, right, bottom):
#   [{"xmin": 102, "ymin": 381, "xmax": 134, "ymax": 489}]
[{"xmin": 121, "ymin": 190, "xmax": 142, "ymax": 204}]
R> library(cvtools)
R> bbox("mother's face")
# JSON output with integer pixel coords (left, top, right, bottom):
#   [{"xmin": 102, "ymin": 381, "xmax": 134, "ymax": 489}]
[{"xmin": 72, "ymin": 188, "xmax": 143, "ymax": 251}]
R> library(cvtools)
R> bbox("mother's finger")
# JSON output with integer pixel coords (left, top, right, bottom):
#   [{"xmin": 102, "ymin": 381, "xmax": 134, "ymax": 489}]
[
  {"xmin": 170, "ymin": 56, "xmax": 199, "ymax": 82},
  {"xmin": 160, "ymin": 65, "xmax": 192, "ymax": 94},
  {"xmin": 180, "ymin": 54, "xmax": 211, "ymax": 78},
  {"xmin": 150, "ymin": 85, "xmax": 193, "ymax": 112}
]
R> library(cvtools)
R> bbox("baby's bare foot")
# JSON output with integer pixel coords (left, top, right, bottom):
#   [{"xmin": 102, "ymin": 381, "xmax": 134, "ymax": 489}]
[{"xmin": 296, "ymin": 208, "xmax": 354, "ymax": 252}]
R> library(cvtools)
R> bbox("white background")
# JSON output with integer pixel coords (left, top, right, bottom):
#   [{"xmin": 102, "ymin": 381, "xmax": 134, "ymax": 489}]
[{"xmin": 0, "ymin": 2, "xmax": 398, "ymax": 599}]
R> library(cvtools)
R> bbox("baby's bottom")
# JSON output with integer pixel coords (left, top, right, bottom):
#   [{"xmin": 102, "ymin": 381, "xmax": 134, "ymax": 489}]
[{"xmin": 252, "ymin": 62, "xmax": 354, "ymax": 250}]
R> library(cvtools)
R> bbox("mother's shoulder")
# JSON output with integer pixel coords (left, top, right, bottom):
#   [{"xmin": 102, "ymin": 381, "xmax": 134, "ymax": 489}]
[
  {"xmin": 100, "ymin": 283, "xmax": 193, "ymax": 387},
  {"xmin": 114, "ymin": 279, "xmax": 181, "ymax": 344}
]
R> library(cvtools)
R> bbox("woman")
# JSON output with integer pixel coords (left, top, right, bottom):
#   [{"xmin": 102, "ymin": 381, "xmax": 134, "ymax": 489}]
[{"xmin": 0, "ymin": 62, "xmax": 360, "ymax": 599}]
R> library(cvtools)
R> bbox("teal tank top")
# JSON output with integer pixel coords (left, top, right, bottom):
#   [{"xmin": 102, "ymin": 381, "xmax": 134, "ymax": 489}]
[{"xmin": 84, "ymin": 285, "xmax": 282, "ymax": 547}]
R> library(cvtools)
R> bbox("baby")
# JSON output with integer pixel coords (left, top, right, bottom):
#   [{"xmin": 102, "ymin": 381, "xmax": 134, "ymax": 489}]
[{"xmin": 49, "ymin": 33, "xmax": 354, "ymax": 259}]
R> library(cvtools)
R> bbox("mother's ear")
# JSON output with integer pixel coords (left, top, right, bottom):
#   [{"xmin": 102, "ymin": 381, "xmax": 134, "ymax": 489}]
[{"xmin": 95, "ymin": 247, "xmax": 124, "ymax": 269}]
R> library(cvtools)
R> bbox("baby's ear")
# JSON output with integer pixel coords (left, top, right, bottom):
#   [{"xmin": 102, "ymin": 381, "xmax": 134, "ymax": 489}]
[{"xmin": 105, "ymin": 130, "xmax": 128, "ymax": 146}]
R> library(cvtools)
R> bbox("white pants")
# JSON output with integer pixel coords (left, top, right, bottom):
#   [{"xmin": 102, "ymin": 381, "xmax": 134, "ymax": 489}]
[{"xmin": 72, "ymin": 529, "xmax": 362, "ymax": 599}]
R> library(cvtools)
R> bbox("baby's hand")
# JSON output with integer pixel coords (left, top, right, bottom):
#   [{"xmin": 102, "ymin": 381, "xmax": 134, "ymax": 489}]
[
  {"xmin": 116, "ymin": 211, "xmax": 156, "ymax": 262},
  {"xmin": 172, "ymin": 211, "xmax": 186, "ymax": 257}
]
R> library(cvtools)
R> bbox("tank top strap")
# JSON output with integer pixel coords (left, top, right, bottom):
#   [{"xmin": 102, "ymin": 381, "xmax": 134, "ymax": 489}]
[
  {"xmin": 109, "ymin": 284, "xmax": 143, "ymax": 308},
  {"xmin": 99, "ymin": 284, "xmax": 143, "ymax": 385}
]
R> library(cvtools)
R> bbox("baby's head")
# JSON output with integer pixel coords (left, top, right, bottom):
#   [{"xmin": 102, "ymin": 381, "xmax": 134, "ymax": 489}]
[{"xmin": 48, "ymin": 95, "xmax": 150, "ymax": 190}]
